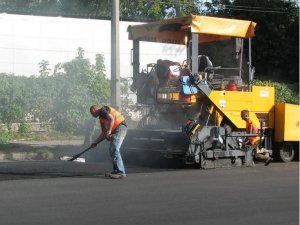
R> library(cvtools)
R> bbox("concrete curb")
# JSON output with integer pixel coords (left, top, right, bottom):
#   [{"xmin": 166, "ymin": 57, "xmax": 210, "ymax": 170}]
[
  {"xmin": 0, "ymin": 151, "xmax": 55, "ymax": 161},
  {"xmin": 0, "ymin": 139, "xmax": 84, "ymax": 161}
]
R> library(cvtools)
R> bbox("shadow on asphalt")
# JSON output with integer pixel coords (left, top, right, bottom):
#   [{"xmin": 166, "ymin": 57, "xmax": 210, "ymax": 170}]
[
  {"xmin": 1, "ymin": 142, "xmax": 297, "ymax": 181},
  {"xmin": 0, "ymin": 141, "xmax": 192, "ymax": 181}
]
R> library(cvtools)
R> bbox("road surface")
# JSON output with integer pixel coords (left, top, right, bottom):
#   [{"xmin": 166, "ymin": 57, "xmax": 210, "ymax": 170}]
[{"xmin": 0, "ymin": 157, "xmax": 298, "ymax": 225}]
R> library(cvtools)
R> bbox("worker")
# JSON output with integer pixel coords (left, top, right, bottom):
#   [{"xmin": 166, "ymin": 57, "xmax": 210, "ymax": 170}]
[
  {"xmin": 90, "ymin": 105, "xmax": 127, "ymax": 179},
  {"xmin": 241, "ymin": 109, "xmax": 273, "ymax": 166}
]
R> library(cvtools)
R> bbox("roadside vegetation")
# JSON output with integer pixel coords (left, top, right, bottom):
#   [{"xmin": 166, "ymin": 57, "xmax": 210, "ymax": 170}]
[
  {"xmin": 0, "ymin": 48, "xmax": 109, "ymax": 143},
  {"xmin": 0, "ymin": 47, "xmax": 134, "ymax": 143}
]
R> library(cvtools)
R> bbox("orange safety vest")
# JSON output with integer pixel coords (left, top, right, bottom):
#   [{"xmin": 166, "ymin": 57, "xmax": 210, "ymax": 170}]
[
  {"xmin": 246, "ymin": 118, "xmax": 260, "ymax": 145},
  {"xmin": 99, "ymin": 107, "xmax": 125, "ymax": 133}
]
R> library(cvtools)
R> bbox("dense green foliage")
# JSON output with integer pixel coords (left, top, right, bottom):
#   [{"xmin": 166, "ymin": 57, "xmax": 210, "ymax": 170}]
[
  {"xmin": 252, "ymin": 80, "xmax": 299, "ymax": 104},
  {"xmin": 0, "ymin": 48, "xmax": 110, "ymax": 134},
  {"xmin": 0, "ymin": 129, "xmax": 13, "ymax": 143},
  {"xmin": 18, "ymin": 122, "xmax": 32, "ymax": 137},
  {"xmin": 0, "ymin": 0, "xmax": 200, "ymax": 20}
]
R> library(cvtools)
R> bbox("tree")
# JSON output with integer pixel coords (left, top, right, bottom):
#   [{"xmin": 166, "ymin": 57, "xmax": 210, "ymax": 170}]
[
  {"xmin": 206, "ymin": 0, "xmax": 299, "ymax": 84},
  {"xmin": 0, "ymin": 0, "xmax": 201, "ymax": 20},
  {"xmin": 38, "ymin": 60, "xmax": 51, "ymax": 77},
  {"xmin": 0, "ymin": 0, "xmax": 111, "ymax": 19},
  {"xmin": 0, "ymin": 74, "xmax": 28, "ymax": 130},
  {"xmin": 52, "ymin": 47, "xmax": 110, "ymax": 133},
  {"xmin": 0, "ymin": 47, "xmax": 111, "ymax": 134}
]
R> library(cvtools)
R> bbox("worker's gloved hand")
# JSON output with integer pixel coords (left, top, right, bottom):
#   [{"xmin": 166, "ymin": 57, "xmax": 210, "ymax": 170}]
[
  {"xmin": 90, "ymin": 143, "xmax": 98, "ymax": 148},
  {"xmin": 106, "ymin": 133, "xmax": 113, "ymax": 141},
  {"xmin": 242, "ymin": 138, "xmax": 249, "ymax": 149}
]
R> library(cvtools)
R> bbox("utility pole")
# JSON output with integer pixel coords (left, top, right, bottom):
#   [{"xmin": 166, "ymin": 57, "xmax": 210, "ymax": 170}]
[
  {"xmin": 111, "ymin": 0, "xmax": 121, "ymax": 109},
  {"xmin": 175, "ymin": 0, "xmax": 180, "ymax": 16}
]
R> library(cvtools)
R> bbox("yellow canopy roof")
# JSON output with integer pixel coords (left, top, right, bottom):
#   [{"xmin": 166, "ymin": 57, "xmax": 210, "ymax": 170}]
[{"xmin": 128, "ymin": 15, "xmax": 256, "ymax": 45}]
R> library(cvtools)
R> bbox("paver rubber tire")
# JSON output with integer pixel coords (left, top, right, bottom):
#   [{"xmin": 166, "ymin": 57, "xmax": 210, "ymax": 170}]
[{"xmin": 276, "ymin": 142, "xmax": 295, "ymax": 162}]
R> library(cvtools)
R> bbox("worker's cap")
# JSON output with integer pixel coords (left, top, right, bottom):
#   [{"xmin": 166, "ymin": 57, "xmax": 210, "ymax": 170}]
[{"xmin": 90, "ymin": 105, "xmax": 101, "ymax": 117}]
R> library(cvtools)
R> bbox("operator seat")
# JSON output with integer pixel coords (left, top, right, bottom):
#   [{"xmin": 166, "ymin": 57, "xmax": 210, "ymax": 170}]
[{"xmin": 198, "ymin": 55, "xmax": 213, "ymax": 72}]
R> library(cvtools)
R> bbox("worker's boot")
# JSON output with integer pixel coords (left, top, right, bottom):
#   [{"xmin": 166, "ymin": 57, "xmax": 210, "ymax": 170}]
[
  {"xmin": 264, "ymin": 157, "xmax": 273, "ymax": 166},
  {"xmin": 105, "ymin": 172, "xmax": 126, "ymax": 179}
]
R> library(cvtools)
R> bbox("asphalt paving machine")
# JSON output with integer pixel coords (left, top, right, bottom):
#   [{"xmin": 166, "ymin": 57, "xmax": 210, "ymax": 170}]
[{"xmin": 125, "ymin": 15, "xmax": 299, "ymax": 168}]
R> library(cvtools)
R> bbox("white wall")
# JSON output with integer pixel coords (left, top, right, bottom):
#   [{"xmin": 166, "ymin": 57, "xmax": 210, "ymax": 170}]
[{"xmin": 0, "ymin": 14, "xmax": 186, "ymax": 78}]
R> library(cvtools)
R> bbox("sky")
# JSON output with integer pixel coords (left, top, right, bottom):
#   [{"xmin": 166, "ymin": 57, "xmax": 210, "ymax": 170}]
[{"xmin": 0, "ymin": 13, "xmax": 186, "ymax": 78}]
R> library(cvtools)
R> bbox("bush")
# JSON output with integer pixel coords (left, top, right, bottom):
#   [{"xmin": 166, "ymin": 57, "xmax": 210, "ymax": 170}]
[
  {"xmin": 0, "ymin": 130, "xmax": 13, "ymax": 143},
  {"xmin": 19, "ymin": 122, "xmax": 32, "ymax": 137},
  {"xmin": 252, "ymin": 80, "xmax": 299, "ymax": 104}
]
